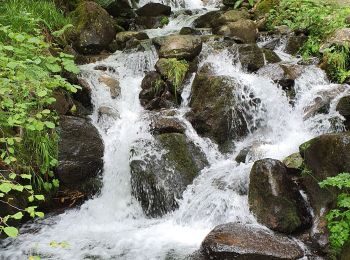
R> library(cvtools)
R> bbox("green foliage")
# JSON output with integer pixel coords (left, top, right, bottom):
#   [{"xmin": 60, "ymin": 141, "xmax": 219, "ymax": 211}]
[
  {"xmin": 267, "ymin": 0, "xmax": 350, "ymax": 83},
  {"xmin": 0, "ymin": 13, "xmax": 80, "ymax": 237},
  {"xmin": 162, "ymin": 59, "xmax": 189, "ymax": 97},
  {"xmin": 319, "ymin": 173, "xmax": 350, "ymax": 253},
  {"xmin": 160, "ymin": 16, "xmax": 170, "ymax": 27},
  {"xmin": 0, "ymin": 0, "xmax": 71, "ymax": 33},
  {"xmin": 234, "ymin": 0, "xmax": 256, "ymax": 9}
]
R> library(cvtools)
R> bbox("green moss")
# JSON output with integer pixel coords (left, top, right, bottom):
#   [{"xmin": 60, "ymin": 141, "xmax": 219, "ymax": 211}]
[
  {"xmin": 255, "ymin": 0, "xmax": 280, "ymax": 17},
  {"xmin": 160, "ymin": 16, "xmax": 169, "ymax": 27}
]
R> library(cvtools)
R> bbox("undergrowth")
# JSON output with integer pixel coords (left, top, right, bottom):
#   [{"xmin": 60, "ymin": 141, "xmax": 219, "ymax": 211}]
[
  {"xmin": 267, "ymin": 0, "xmax": 350, "ymax": 83},
  {"xmin": 162, "ymin": 58, "xmax": 189, "ymax": 97},
  {"xmin": 0, "ymin": 7, "xmax": 79, "ymax": 237}
]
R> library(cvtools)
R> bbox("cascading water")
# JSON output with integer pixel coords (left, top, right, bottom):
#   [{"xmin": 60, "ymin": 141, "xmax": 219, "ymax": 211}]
[{"xmin": 1, "ymin": 0, "xmax": 349, "ymax": 259}]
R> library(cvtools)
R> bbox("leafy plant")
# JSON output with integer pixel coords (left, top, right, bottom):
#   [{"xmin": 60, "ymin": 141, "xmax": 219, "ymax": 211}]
[
  {"xmin": 0, "ymin": 13, "xmax": 80, "ymax": 237},
  {"xmin": 160, "ymin": 16, "xmax": 170, "ymax": 27},
  {"xmin": 267, "ymin": 0, "xmax": 350, "ymax": 83},
  {"xmin": 162, "ymin": 58, "xmax": 189, "ymax": 97},
  {"xmin": 319, "ymin": 173, "xmax": 350, "ymax": 253},
  {"xmin": 234, "ymin": 0, "xmax": 256, "ymax": 9}
]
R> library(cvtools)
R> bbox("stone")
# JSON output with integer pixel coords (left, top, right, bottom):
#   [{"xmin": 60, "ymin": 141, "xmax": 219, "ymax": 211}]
[
  {"xmin": 70, "ymin": 1, "xmax": 116, "ymax": 54},
  {"xmin": 98, "ymin": 74, "xmax": 120, "ymax": 99},
  {"xmin": 285, "ymin": 34, "xmax": 308, "ymax": 55},
  {"xmin": 56, "ymin": 116, "xmax": 104, "ymax": 195},
  {"xmin": 233, "ymin": 44, "xmax": 281, "ymax": 72},
  {"xmin": 320, "ymin": 28, "xmax": 350, "ymax": 53},
  {"xmin": 283, "ymin": 152, "xmax": 303, "ymax": 174},
  {"xmin": 336, "ymin": 95, "xmax": 350, "ymax": 129},
  {"xmin": 98, "ymin": 106, "xmax": 119, "ymax": 120},
  {"xmin": 193, "ymin": 10, "xmax": 250, "ymax": 29},
  {"xmin": 73, "ymin": 78, "xmax": 93, "ymax": 113},
  {"xmin": 110, "ymin": 31, "xmax": 149, "ymax": 51},
  {"xmin": 49, "ymin": 89, "xmax": 74, "ymax": 115},
  {"xmin": 135, "ymin": 16, "xmax": 169, "ymax": 30},
  {"xmin": 201, "ymin": 223, "xmax": 304, "ymax": 259},
  {"xmin": 136, "ymin": 3, "xmax": 171, "ymax": 17},
  {"xmin": 249, "ymin": 158, "xmax": 312, "ymax": 233},
  {"xmin": 153, "ymin": 35, "xmax": 202, "ymax": 60},
  {"xmin": 150, "ymin": 116, "xmax": 185, "ymax": 135},
  {"xmin": 103, "ymin": 0, "xmax": 135, "ymax": 18},
  {"xmin": 254, "ymin": 0, "xmax": 280, "ymax": 17},
  {"xmin": 214, "ymin": 19, "xmax": 257, "ymax": 43},
  {"xmin": 303, "ymin": 84, "xmax": 348, "ymax": 120},
  {"xmin": 188, "ymin": 70, "xmax": 248, "ymax": 150},
  {"xmin": 130, "ymin": 133, "xmax": 208, "ymax": 217}
]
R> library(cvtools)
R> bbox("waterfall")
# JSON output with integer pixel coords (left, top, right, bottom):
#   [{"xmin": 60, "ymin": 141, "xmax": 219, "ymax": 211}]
[{"xmin": 1, "ymin": 1, "xmax": 348, "ymax": 259}]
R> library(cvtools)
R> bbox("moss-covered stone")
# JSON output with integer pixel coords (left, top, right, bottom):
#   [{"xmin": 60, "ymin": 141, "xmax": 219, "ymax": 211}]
[
  {"xmin": 214, "ymin": 19, "xmax": 258, "ymax": 43},
  {"xmin": 188, "ymin": 71, "xmax": 248, "ymax": 151},
  {"xmin": 254, "ymin": 0, "xmax": 280, "ymax": 17},
  {"xmin": 70, "ymin": 1, "xmax": 116, "ymax": 54},
  {"xmin": 130, "ymin": 133, "xmax": 208, "ymax": 217},
  {"xmin": 283, "ymin": 152, "xmax": 303, "ymax": 173},
  {"xmin": 248, "ymin": 158, "xmax": 312, "ymax": 233}
]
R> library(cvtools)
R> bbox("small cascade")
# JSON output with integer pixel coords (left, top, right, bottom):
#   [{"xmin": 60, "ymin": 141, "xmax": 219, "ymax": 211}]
[{"xmin": 1, "ymin": 0, "xmax": 349, "ymax": 259}]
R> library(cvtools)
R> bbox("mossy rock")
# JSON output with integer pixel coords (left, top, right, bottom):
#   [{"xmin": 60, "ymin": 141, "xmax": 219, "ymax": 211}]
[
  {"xmin": 130, "ymin": 133, "xmax": 208, "ymax": 217},
  {"xmin": 283, "ymin": 152, "xmax": 303, "ymax": 174},
  {"xmin": 248, "ymin": 158, "xmax": 312, "ymax": 233},
  {"xmin": 254, "ymin": 0, "xmax": 280, "ymax": 17},
  {"xmin": 188, "ymin": 71, "xmax": 248, "ymax": 151},
  {"xmin": 70, "ymin": 1, "xmax": 116, "ymax": 54}
]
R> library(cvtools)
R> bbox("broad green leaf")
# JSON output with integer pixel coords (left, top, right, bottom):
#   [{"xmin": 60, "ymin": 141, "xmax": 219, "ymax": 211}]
[
  {"xmin": 0, "ymin": 183, "xmax": 11, "ymax": 193},
  {"xmin": 34, "ymin": 195, "xmax": 45, "ymax": 201},
  {"xmin": 3, "ymin": 226, "xmax": 18, "ymax": 237},
  {"xmin": 44, "ymin": 121, "xmax": 55, "ymax": 129},
  {"xmin": 11, "ymin": 212, "xmax": 23, "ymax": 220}
]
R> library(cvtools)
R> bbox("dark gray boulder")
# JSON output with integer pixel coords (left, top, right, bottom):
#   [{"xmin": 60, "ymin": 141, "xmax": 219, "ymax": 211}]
[{"xmin": 136, "ymin": 3, "xmax": 171, "ymax": 17}]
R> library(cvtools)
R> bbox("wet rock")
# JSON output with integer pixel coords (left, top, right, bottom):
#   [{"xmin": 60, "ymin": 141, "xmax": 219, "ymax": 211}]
[
  {"xmin": 341, "ymin": 240, "xmax": 350, "ymax": 260},
  {"xmin": 188, "ymin": 70, "xmax": 248, "ymax": 150},
  {"xmin": 233, "ymin": 44, "xmax": 281, "ymax": 72},
  {"xmin": 283, "ymin": 152, "xmax": 303, "ymax": 175},
  {"xmin": 130, "ymin": 133, "xmax": 208, "ymax": 217},
  {"xmin": 150, "ymin": 116, "xmax": 185, "ymax": 135},
  {"xmin": 135, "ymin": 16, "xmax": 169, "ymax": 30},
  {"xmin": 193, "ymin": 10, "xmax": 249, "ymax": 29},
  {"xmin": 98, "ymin": 106, "xmax": 119, "ymax": 120},
  {"xmin": 285, "ymin": 34, "xmax": 308, "ymax": 55},
  {"xmin": 49, "ymin": 89, "xmax": 74, "ymax": 115},
  {"xmin": 103, "ymin": 0, "xmax": 135, "ymax": 18},
  {"xmin": 155, "ymin": 58, "xmax": 190, "ymax": 95},
  {"xmin": 303, "ymin": 84, "xmax": 348, "ymax": 119},
  {"xmin": 94, "ymin": 65, "xmax": 116, "ymax": 72},
  {"xmin": 201, "ymin": 223, "xmax": 304, "ymax": 259},
  {"xmin": 70, "ymin": 1, "xmax": 116, "ymax": 54},
  {"xmin": 56, "ymin": 116, "xmax": 104, "ymax": 195},
  {"xmin": 249, "ymin": 158, "xmax": 312, "ymax": 233},
  {"xmin": 214, "ymin": 19, "xmax": 257, "ymax": 43},
  {"xmin": 110, "ymin": 31, "xmax": 149, "ymax": 51},
  {"xmin": 180, "ymin": 27, "xmax": 196, "ymax": 35},
  {"xmin": 98, "ymin": 74, "xmax": 120, "ymax": 99},
  {"xmin": 336, "ymin": 95, "xmax": 350, "ymax": 129},
  {"xmin": 136, "ymin": 3, "xmax": 171, "ymax": 17},
  {"xmin": 257, "ymin": 63, "xmax": 305, "ymax": 100},
  {"xmin": 300, "ymin": 132, "xmax": 350, "ymax": 249},
  {"xmin": 153, "ymin": 35, "xmax": 202, "ymax": 60},
  {"xmin": 320, "ymin": 28, "xmax": 350, "ymax": 52},
  {"xmin": 73, "ymin": 78, "xmax": 93, "ymax": 113},
  {"xmin": 275, "ymin": 25, "xmax": 292, "ymax": 35}
]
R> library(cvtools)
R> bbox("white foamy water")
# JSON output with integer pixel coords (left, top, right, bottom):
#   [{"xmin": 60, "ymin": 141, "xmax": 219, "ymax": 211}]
[{"xmin": 1, "ymin": 1, "xmax": 349, "ymax": 259}]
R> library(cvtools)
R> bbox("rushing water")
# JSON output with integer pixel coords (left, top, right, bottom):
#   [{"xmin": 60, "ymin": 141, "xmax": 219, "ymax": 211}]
[{"xmin": 1, "ymin": 1, "xmax": 349, "ymax": 259}]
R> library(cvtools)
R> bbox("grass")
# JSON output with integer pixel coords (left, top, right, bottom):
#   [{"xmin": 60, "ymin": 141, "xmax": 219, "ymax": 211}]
[
  {"xmin": 267, "ymin": 0, "xmax": 350, "ymax": 83},
  {"xmin": 0, "ymin": 0, "xmax": 71, "ymax": 33}
]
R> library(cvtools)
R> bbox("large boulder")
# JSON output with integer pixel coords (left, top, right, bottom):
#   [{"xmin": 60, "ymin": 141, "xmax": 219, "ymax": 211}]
[
  {"xmin": 285, "ymin": 33, "xmax": 308, "ymax": 55},
  {"xmin": 193, "ymin": 10, "xmax": 249, "ymax": 29},
  {"xmin": 188, "ymin": 70, "xmax": 248, "ymax": 151},
  {"xmin": 56, "ymin": 116, "xmax": 104, "ymax": 195},
  {"xmin": 130, "ymin": 133, "xmax": 208, "ymax": 217},
  {"xmin": 150, "ymin": 115, "xmax": 185, "ymax": 135},
  {"xmin": 153, "ymin": 35, "xmax": 202, "ymax": 60},
  {"xmin": 135, "ymin": 3, "xmax": 171, "ymax": 17},
  {"xmin": 300, "ymin": 132, "xmax": 350, "ymax": 249},
  {"xmin": 232, "ymin": 44, "xmax": 281, "ymax": 72},
  {"xmin": 214, "ymin": 19, "xmax": 258, "ymax": 43},
  {"xmin": 336, "ymin": 95, "xmax": 350, "ymax": 129},
  {"xmin": 201, "ymin": 223, "xmax": 304, "ymax": 259},
  {"xmin": 70, "ymin": 1, "xmax": 116, "ymax": 54},
  {"xmin": 249, "ymin": 159, "xmax": 312, "ymax": 233},
  {"xmin": 103, "ymin": 0, "xmax": 135, "ymax": 18}
]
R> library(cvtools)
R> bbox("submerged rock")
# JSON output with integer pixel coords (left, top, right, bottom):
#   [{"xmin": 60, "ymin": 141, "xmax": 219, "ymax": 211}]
[
  {"xmin": 56, "ymin": 116, "xmax": 104, "ymax": 195},
  {"xmin": 188, "ymin": 70, "xmax": 248, "ymax": 151},
  {"xmin": 201, "ymin": 223, "xmax": 304, "ymax": 259},
  {"xmin": 110, "ymin": 31, "xmax": 149, "ymax": 51},
  {"xmin": 153, "ymin": 35, "xmax": 202, "ymax": 60},
  {"xmin": 130, "ymin": 133, "xmax": 208, "ymax": 217},
  {"xmin": 249, "ymin": 158, "xmax": 312, "ymax": 233},
  {"xmin": 70, "ymin": 1, "xmax": 116, "ymax": 54},
  {"xmin": 98, "ymin": 74, "xmax": 120, "ymax": 99}
]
